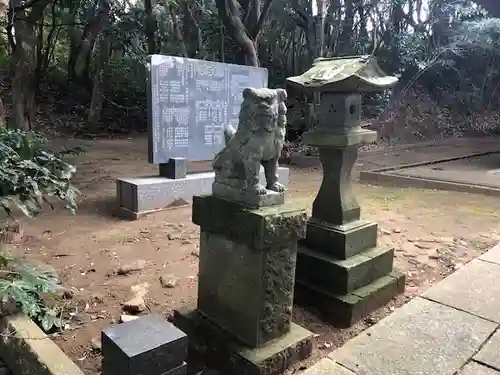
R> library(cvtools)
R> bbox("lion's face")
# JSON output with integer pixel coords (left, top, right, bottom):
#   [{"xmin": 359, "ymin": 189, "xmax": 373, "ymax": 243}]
[{"xmin": 238, "ymin": 88, "xmax": 287, "ymax": 135}]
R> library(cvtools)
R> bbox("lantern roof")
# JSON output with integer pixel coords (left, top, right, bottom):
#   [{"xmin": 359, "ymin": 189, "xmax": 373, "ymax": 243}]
[{"xmin": 286, "ymin": 55, "xmax": 398, "ymax": 92}]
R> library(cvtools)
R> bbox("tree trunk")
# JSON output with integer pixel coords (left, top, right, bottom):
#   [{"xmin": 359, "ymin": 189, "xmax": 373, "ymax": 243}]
[
  {"xmin": 168, "ymin": 4, "xmax": 188, "ymax": 57},
  {"xmin": 0, "ymin": 97, "xmax": 5, "ymax": 129},
  {"xmin": 215, "ymin": 0, "xmax": 273, "ymax": 67},
  {"xmin": 338, "ymin": 0, "xmax": 354, "ymax": 55},
  {"xmin": 10, "ymin": 0, "xmax": 50, "ymax": 130},
  {"xmin": 182, "ymin": 0, "xmax": 203, "ymax": 58},
  {"xmin": 67, "ymin": 0, "xmax": 109, "ymax": 84},
  {"xmin": 144, "ymin": 0, "xmax": 157, "ymax": 55},
  {"xmin": 87, "ymin": 35, "xmax": 110, "ymax": 128}
]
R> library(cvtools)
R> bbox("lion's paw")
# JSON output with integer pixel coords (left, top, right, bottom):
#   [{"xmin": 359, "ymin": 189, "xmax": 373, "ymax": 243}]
[
  {"xmin": 249, "ymin": 184, "xmax": 267, "ymax": 195},
  {"xmin": 268, "ymin": 182, "xmax": 286, "ymax": 193}
]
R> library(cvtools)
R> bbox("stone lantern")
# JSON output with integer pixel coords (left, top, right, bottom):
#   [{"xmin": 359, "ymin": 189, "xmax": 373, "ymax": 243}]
[{"xmin": 286, "ymin": 55, "xmax": 405, "ymax": 327}]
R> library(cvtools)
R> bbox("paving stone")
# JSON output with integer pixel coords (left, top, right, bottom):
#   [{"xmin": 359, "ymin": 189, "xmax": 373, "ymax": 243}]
[
  {"xmin": 423, "ymin": 259, "xmax": 500, "ymax": 323},
  {"xmin": 474, "ymin": 330, "xmax": 500, "ymax": 370},
  {"xmin": 479, "ymin": 243, "xmax": 500, "ymax": 265},
  {"xmin": 300, "ymin": 358, "xmax": 357, "ymax": 375},
  {"xmin": 459, "ymin": 362, "xmax": 500, "ymax": 375},
  {"xmin": 328, "ymin": 297, "xmax": 497, "ymax": 375}
]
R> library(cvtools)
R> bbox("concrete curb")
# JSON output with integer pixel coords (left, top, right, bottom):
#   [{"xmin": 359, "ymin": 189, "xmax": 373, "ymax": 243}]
[
  {"xmin": 0, "ymin": 313, "xmax": 85, "ymax": 375},
  {"xmin": 359, "ymin": 151, "xmax": 500, "ymax": 197}
]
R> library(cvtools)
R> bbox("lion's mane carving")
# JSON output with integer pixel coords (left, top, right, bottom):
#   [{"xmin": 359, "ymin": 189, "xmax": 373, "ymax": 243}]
[{"xmin": 213, "ymin": 87, "xmax": 287, "ymax": 195}]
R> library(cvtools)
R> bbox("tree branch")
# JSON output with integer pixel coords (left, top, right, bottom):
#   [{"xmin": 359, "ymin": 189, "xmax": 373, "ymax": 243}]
[
  {"xmin": 12, "ymin": 0, "xmax": 48, "ymax": 11},
  {"xmin": 250, "ymin": 0, "xmax": 273, "ymax": 39}
]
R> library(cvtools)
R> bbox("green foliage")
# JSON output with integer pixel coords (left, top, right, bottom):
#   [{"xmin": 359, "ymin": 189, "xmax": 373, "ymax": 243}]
[
  {"xmin": 0, "ymin": 129, "xmax": 80, "ymax": 218},
  {"xmin": 0, "ymin": 130, "xmax": 79, "ymax": 332},
  {"xmin": 455, "ymin": 18, "xmax": 500, "ymax": 49},
  {"xmin": 0, "ymin": 250, "xmax": 64, "ymax": 332}
]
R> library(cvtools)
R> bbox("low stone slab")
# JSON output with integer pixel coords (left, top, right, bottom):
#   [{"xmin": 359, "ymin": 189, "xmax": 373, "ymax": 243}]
[
  {"xmin": 299, "ymin": 358, "xmax": 357, "ymax": 375},
  {"xmin": 423, "ymin": 259, "xmax": 500, "ymax": 323},
  {"xmin": 116, "ymin": 166, "xmax": 289, "ymax": 220},
  {"xmin": 479, "ymin": 243, "xmax": 500, "ymax": 265},
  {"xmin": 174, "ymin": 307, "xmax": 313, "ymax": 375},
  {"xmin": 294, "ymin": 270, "xmax": 405, "ymax": 327},
  {"xmin": 0, "ymin": 313, "xmax": 85, "ymax": 375},
  {"xmin": 328, "ymin": 297, "xmax": 497, "ymax": 375},
  {"xmin": 474, "ymin": 330, "xmax": 500, "ymax": 370},
  {"xmin": 459, "ymin": 362, "xmax": 500, "ymax": 375},
  {"xmin": 296, "ymin": 245, "xmax": 394, "ymax": 294}
]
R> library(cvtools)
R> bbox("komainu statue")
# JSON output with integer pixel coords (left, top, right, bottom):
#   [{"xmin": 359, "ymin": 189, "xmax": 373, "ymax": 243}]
[{"xmin": 212, "ymin": 87, "xmax": 288, "ymax": 207}]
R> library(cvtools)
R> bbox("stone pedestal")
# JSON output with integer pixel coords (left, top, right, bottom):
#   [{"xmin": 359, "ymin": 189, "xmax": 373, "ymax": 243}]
[
  {"xmin": 174, "ymin": 195, "xmax": 313, "ymax": 375},
  {"xmin": 294, "ymin": 94, "xmax": 405, "ymax": 327}
]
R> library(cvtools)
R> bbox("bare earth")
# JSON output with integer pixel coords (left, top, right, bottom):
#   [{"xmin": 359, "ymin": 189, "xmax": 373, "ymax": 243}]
[{"xmin": 6, "ymin": 136, "xmax": 500, "ymax": 374}]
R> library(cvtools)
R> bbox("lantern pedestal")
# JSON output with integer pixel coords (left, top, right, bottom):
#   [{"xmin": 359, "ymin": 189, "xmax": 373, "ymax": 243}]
[{"xmin": 284, "ymin": 70, "xmax": 406, "ymax": 326}]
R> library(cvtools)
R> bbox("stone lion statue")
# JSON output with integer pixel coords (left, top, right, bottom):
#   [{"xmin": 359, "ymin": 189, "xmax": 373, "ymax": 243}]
[{"xmin": 213, "ymin": 87, "xmax": 287, "ymax": 197}]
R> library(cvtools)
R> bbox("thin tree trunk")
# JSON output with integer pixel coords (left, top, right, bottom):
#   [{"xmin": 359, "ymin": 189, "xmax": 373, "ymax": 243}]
[
  {"xmin": 215, "ymin": 0, "xmax": 273, "ymax": 67},
  {"xmin": 88, "ymin": 34, "xmax": 110, "ymax": 128},
  {"xmin": 144, "ymin": 0, "xmax": 157, "ymax": 54},
  {"xmin": 10, "ymin": 0, "xmax": 50, "ymax": 130},
  {"xmin": 168, "ymin": 4, "xmax": 188, "ymax": 57},
  {"xmin": 0, "ymin": 98, "xmax": 5, "ymax": 129}
]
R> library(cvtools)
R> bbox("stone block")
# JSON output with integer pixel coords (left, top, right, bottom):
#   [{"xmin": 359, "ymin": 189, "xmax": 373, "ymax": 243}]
[
  {"xmin": 159, "ymin": 158, "xmax": 187, "ymax": 179},
  {"xmin": 192, "ymin": 196, "xmax": 307, "ymax": 250},
  {"xmin": 479, "ymin": 242, "xmax": 500, "ymax": 265},
  {"xmin": 101, "ymin": 314, "xmax": 187, "ymax": 375},
  {"xmin": 299, "ymin": 358, "xmax": 357, "ymax": 375},
  {"xmin": 212, "ymin": 183, "xmax": 285, "ymax": 208},
  {"xmin": 474, "ymin": 330, "xmax": 500, "ymax": 370},
  {"xmin": 303, "ymin": 128, "xmax": 377, "ymax": 148},
  {"xmin": 161, "ymin": 362, "xmax": 187, "ymax": 375},
  {"xmin": 0, "ymin": 313, "xmax": 85, "ymax": 375},
  {"xmin": 328, "ymin": 297, "xmax": 498, "ymax": 375},
  {"xmin": 173, "ymin": 307, "xmax": 313, "ymax": 375},
  {"xmin": 296, "ymin": 246, "xmax": 394, "ymax": 295},
  {"xmin": 197, "ymin": 230, "xmax": 299, "ymax": 347},
  {"xmin": 294, "ymin": 270, "xmax": 405, "ymax": 327},
  {"xmin": 116, "ymin": 166, "xmax": 289, "ymax": 220},
  {"xmin": 459, "ymin": 362, "xmax": 500, "ymax": 375},
  {"xmin": 423, "ymin": 259, "xmax": 500, "ymax": 323},
  {"xmin": 315, "ymin": 94, "xmax": 361, "ymax": 131},
  {"xmin": 301, "ymin": 219, "xmax": 378, "ymax": 259}
]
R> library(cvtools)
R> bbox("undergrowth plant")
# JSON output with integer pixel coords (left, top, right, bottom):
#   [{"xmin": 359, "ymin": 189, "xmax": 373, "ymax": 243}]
[
  {"xmin": 0, "ymin": 129, "xmax": 81, "ymax": 218},
  {"xmin": 0, "ymin": 251, "xmax": 64, "ymax": 331},
  {"xmin": 0, "ymin": 128, "xmax": 82, "ymax": 332}
]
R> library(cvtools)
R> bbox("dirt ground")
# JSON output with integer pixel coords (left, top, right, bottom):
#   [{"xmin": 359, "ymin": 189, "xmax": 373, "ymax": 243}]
[{"xmin": 6, "ymin": 136, "xmax": 500, "ymax": 375}]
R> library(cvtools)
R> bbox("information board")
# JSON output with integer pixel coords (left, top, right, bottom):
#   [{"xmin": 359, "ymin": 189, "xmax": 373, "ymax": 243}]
[{"xmin": 147, "ymin": 55, "xmax": 268, "ymax": 163}]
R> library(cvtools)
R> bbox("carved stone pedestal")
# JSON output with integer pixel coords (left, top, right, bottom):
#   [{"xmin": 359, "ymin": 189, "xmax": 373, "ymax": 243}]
[
  {"xmin": 174, "ymin": 196, "xmax": 313, "ymax": 375},
  {"xmin": 293, "ymin": 93, "xmax": 405, "ymax": 327}
]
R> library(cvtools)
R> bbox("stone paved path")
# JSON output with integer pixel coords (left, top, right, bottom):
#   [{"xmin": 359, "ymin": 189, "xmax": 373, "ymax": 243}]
[{"xmin": 301, "ymin": 242, "xmax": 500, "ymax": 375}]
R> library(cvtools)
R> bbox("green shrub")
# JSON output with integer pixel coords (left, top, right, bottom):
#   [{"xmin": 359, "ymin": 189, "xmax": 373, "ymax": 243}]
[
  {"xmin": 0, "ymin": 251, "xmax": 64, "ymax": 331},
  {"xmin": 0, "ymin": 129, "xmax": 81, "ymax": 218},
  {"xmin": 0, "ymin": 129, "xmax": 81, "ymax": 331}
]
